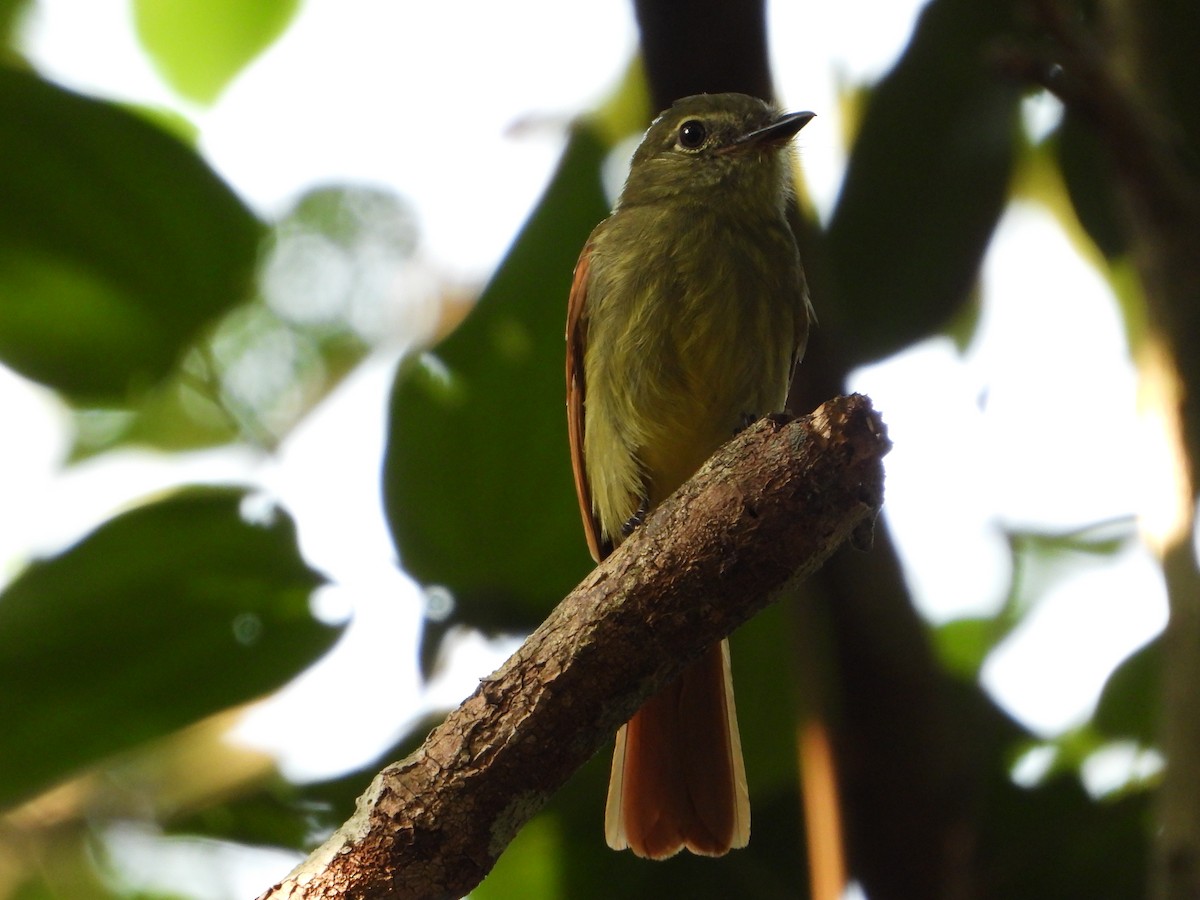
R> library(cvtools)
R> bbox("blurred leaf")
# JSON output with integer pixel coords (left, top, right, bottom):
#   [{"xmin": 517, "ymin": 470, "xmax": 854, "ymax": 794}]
[
  {"xmin": 11, "ymin": 840, "xmax": 188, "ymax": 900},
  {"xmin": 0, "ymin": 67, "xmax": 262, "ymax": 402},
  {"xmin": 67, "ymin": 183, "xmax": 413, "ymax": 460},
  {"xmin": 980, "ymin": 773, "xmax": 1149, "ymax": 899},
  {"xmin": 259, "ymin": 184, "xmax": 419, "ymax": 341},
  {"xmin": 167, "ymin": 710, "xmax": 443, "ymax": 850},
  {"xmin": 13, "ymin": 866, "xmax": 189, "ymax": 900},
  {"xmin": 730, "ymin": 603, "xmax": 803, "ymax": 794},
  {"xmin": 927, "ymin": 526, "xmax": 1134, "ymax": 689},
  {"xmin": 1094, "ymin": 637, "xmax": 1160, "ymax": 745},
  {"xmin": 123, "ymin": 102, "xmax": 201, "ymax": 146},
  {"xmin": 1009, "ymin": 523, "xmax": 1132, "ymax": 558},
  {"xmin": 0, "ymin": 487, "xmax": 335, "ymax": 810},
  {"xmin": 1054, "ymin": 110, "xmax": 1128, "ymax": 259},
  {"xmin": 168, "ymin": 776, "xmax": 321, "ymax": 851},
  {"xmin": 935, "ymin": 616, "xmax": 1001, "ymax": 679},
  {"xmin": 0, "ymin": 0, "xmax": 30, "ymax": 53},
  {"xmin": 474, "ymin": 812, "xmax": 563, "ymax": 900},
  {"xmin": 911, "ymin": 676, "xmax": 1151, "ymax": 899},
  {"xmin": 65, "ymin": 360, "xmax": 239, "ymax": 461},
  {"xmin": 133, "ymin": 0, "xmax": 301, "ymax": 105},
  {"xmin": 942, "ymin": 282, "xmax": 984, "ymax": 353},
  {"xmin": 823, "ymin": 0, "xmax": 1023, "ymax": 365},
  {"xmin": 1131, "ymin": 0, "xmax": 1200, "ymax": 166},
  {"xmin": 382, "ymin": 124, "xmax": 612, "ymax": 671},
  {"xmin": 1003, "ymin": 522, "xmax": 1134, "ymax": 619}
]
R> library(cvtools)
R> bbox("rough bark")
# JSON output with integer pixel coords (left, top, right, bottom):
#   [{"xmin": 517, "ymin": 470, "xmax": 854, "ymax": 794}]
[{"xmin": 257, "ymin": 394, "xmax": 888, "ymax": 900}]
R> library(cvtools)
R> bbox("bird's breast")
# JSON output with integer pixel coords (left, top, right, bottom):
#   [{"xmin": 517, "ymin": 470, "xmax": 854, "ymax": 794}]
[{"xmin": 584, "ymin": 206, "xmax": 801, "ymax": 516}]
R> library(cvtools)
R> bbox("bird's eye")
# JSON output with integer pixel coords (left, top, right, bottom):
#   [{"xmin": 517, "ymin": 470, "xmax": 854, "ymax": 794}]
[{"xmin": 677, "ymin": 119, "xmax": 707, "ymax": 149}]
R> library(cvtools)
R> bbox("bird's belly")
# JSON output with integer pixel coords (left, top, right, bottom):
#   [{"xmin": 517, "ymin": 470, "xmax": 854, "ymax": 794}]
[
  {"xmin": 582, "ymin": 211, "xmax": 802, "ymax": 540},
  {"xmin": 636, "ymin": 324, "xmax": 791, "ymax": 507}
]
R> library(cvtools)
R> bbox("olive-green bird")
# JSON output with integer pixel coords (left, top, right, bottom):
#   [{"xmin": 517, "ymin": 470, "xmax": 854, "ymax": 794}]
[{"xmin": 566, "ymin": 93, "xmax": 814, "ymax": 859}]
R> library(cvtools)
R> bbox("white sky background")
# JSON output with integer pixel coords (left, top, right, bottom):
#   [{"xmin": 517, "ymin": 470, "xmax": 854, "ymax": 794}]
[{"xmin": 6, "ymin": 0, "xmax": 1171, "ymax": 896}]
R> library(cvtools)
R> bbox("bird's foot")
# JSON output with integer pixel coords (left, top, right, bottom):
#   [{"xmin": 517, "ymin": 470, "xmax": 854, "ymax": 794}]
[{"xmin": 621, "ymin": 497, "xmax": 649, "ymax": 537}]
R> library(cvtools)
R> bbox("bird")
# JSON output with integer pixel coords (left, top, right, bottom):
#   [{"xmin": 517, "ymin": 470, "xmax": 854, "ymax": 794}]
[{"xmin": 565, "ymin": 92, "xmax": 814, "ymax": 859}]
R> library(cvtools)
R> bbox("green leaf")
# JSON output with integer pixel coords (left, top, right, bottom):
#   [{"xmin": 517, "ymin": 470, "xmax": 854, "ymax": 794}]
[
  {"xmin": 1002, "ymin": 523, "xmax": 1134, "ymax": 621},
  {"xmin": 0, "ymin": 68, "xmax": 262, "ymax": 402},
  {"xmin": 822, "ymin": 0, "xmax": 1023, "ymax": 365},
  {"xmin": 0, "ymin": 487, "xmax": 335, "ymax": 809},
  {"xmin": 1133, "ymin": 0, "xmax": 1200, "ymax": 165},
  {"xmin": 382, "ymin": 125, "xmax": 612, "ymax": 670},
  {"xmin": 980, "ymin": 773, "xmax": 1149, "ymax": 898},
  {"xmin": 900, "ymin": 677, "xmax": 1151, "ymax": 899},
  {"xmin": 0, "ymin": 0, "xmax": 30, "ymax": 52},
  {"xmin": 133, "ymin": 0, "xmax": 301, "ymax": 105},
  {"xmin": 474, "ymin": 813, "xmax": 563, "ymax": 900},
  {"xmin": 1094, "ymin": 637, "xmax": 1160, "ymax": 745},
  {"xmin": 729, "ymin": 602, "xmax": 804, "ymax": 794},
  {"xmin": 166, "ymin": 775, "xmax": 322, "ymax": 853},
  {"xmin": 167, "ymin": 711, "xmax": 443, "ymax": 851},
  {"xmin": 1053, "ymin": 111, "xmax": 1128, "ymax": 259},
  {"xmin": 66, "ymin": 183, "xmax": 410, "ymax": 460},
  {"xmin": 930, "ymin": 525, "xmax": 1132, "ymax": 688},
  {"xmin": 935, "ymin": 616, "xmax": 1000, "ymax": 679},
  {"xmin": 11, "ymin": 837, "xmax": 190, "ymax": 900}
]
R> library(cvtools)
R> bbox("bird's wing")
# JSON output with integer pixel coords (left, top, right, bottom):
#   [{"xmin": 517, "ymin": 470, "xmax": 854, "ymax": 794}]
[{"xmin": 566, "ymin": 240, "xmax": 607, "ymax": 562}]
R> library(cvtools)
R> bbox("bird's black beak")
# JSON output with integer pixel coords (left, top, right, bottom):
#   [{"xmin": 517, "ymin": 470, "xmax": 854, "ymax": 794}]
[{"xmin": 733, "ymin": 110, "xmax": 816, "ymax": 148}]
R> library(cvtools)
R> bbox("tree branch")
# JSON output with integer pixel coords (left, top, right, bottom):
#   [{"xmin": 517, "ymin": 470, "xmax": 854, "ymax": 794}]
[{"xmin": 258, "ymin": 393, "xmax": 889, "ymax": 900}]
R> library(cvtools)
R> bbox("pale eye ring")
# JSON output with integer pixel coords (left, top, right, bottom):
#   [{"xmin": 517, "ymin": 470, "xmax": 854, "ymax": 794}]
[{"xmin": 677, "ymin": 119, "xmax": 707, "ymax": 149}]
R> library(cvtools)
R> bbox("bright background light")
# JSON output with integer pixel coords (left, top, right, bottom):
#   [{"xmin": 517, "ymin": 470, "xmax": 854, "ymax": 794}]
[{"xmin": 6, "ymin": 0, "xmax": 1166, "ymax": 896}]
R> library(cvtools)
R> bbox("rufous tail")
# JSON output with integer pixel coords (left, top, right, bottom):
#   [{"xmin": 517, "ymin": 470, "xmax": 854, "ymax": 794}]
[{"xmin": 604, "ymin": 638, "xmax": 750, "ymax": 858}]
